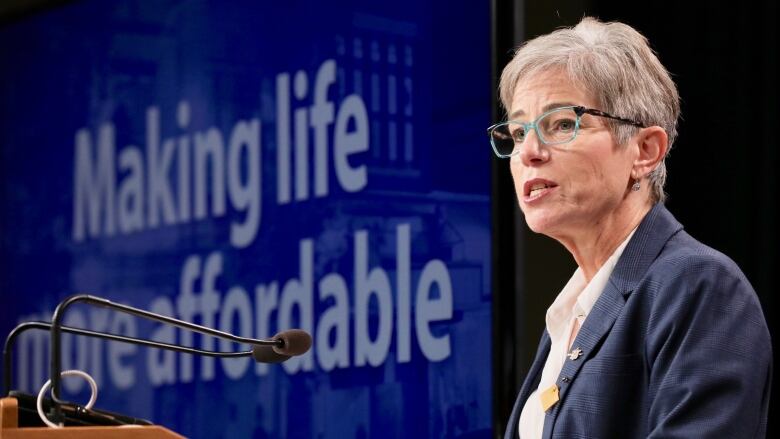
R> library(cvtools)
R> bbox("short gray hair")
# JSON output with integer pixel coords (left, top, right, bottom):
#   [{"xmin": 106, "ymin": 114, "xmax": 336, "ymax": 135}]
[{"xmin": 499, "ymin": 17, "xmax": 680, "ymax": 203}]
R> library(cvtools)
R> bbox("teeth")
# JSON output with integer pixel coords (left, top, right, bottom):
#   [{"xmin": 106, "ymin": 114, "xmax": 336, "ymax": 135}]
[{"xmin": 529, "ymin": 183, "xmax": 549, "ymax": 197}]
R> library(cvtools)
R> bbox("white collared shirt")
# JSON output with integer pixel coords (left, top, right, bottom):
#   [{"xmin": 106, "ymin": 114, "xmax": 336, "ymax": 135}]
[{"xmin": 518, "ymin": 228, "xmax": 636, "ymax": 439}]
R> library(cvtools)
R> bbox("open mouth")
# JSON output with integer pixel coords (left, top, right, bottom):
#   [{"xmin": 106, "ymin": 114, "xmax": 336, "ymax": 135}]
[
  {"xmin": 523, "ymin": 179, "xmax": 558, "ymax": 201},
  {"xmin": 529, "ymin": 183, "xmax": 550, "ymax": 197}
]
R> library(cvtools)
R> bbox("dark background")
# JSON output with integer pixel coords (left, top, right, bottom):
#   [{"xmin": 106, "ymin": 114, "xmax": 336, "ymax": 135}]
[{"xmin": 492, "ymin": 0, "xmax": 777, "ymax": 436}]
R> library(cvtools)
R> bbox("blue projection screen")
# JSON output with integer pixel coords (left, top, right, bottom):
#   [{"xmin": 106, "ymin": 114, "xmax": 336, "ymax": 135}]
[{"xmin": 0, "ymin": 1, "xmax": 492, "ymax": 437}]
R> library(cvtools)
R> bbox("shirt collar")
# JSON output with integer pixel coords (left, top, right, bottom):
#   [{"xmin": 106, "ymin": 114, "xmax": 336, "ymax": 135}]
[{"xmin": 545, "ymin": 227, "xmax": 638, "ymax": 335}]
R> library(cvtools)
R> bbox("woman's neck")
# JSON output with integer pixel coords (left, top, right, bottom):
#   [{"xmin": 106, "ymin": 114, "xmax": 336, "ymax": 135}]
[{"xmin": 557, "ymin": 200, "xmax": 652, "ymax": 282}]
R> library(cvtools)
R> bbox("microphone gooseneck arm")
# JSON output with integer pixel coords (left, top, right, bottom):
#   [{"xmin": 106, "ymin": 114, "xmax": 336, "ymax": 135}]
[
  {"xmin": 47, "ymin": 294, "xmax": 285, "ymax": 423},
  {"xmin": 2, "ymin": 321, "xmax": 256, "ymax": 397}
]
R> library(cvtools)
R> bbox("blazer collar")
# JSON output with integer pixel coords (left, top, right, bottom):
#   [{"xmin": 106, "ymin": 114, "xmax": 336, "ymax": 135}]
[{"xmin": 610, "ymin": 203, "xmax": 684, "ymax": 296}]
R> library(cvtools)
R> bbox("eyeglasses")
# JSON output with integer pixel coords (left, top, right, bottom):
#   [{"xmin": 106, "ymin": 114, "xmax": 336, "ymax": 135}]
[{"xmin": 487, "ymin": 106, "xmax": 645, "ymax": 158}]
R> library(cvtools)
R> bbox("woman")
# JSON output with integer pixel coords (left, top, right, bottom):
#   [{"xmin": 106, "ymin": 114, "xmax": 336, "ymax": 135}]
[{"xmin": 490, "ymin": 18, "xmax": 772, "ymax": 438}]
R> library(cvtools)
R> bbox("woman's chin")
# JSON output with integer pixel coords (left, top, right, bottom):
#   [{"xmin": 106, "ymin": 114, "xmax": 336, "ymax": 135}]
[
  {"xmin": 525, "ymin": 214, "xmax": 550, "ymax": 234},
  {"xmin": 523, "ymin": 212, "xmax": 559, "ymax": 235}
]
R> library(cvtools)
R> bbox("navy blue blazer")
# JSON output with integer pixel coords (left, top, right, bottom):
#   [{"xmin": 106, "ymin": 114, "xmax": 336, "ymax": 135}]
[{"xmin": 505, "ymin": 204, "xmax": 772, "ymax": 438}]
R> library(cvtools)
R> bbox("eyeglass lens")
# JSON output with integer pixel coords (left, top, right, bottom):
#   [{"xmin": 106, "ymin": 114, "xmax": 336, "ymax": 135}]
[{"xmin": 490, "ymin": 107, "xmax": 579, "ymax": 156}]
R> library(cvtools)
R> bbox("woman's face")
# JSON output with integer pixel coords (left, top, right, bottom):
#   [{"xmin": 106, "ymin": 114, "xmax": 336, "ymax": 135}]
[{"xmin": 509, "ymin": 70, "xmax": 637, "ymax": 240}]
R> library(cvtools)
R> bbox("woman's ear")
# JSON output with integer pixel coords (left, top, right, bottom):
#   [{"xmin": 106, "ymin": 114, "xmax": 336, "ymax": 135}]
[{"xmin": 633, "ymin": 126, "xmax": 668, "ymax": 177}]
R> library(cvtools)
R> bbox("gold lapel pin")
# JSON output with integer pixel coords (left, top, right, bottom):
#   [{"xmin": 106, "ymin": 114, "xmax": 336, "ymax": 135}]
[
  {"xmin": 540, "ymin": 384, "xmax": 559, "ymax": 411},
  {"xmin": 567, "ymin": 347, "xmax": 583, "ymax": 360}
]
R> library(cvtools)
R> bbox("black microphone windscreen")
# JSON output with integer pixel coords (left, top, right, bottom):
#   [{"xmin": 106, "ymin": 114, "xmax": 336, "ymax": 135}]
[
  {"xmin": 272, "ymin": 329, "xmax": 312, "ymax": 356},
  {"xmin": 251, "ymin": 345, "xmax": 291, "ymax": 363}
]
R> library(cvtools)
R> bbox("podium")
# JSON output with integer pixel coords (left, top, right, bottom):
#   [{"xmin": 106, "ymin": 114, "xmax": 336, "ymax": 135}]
[{"xmin": 0, "ymin": 398, "xmax": 184, "ymax": 439}]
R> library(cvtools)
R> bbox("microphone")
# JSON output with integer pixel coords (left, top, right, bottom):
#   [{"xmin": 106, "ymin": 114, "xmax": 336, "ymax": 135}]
[
  {"xmin": 251, "ymin": 347, "xmax": 290, "ymax": 363},
  {"xmin": 32, "ymin": 293, "xmax": 311, "ymax": 424},
  {"xmin": 251, "ymin": 329, "xmax": 313, "ymax": 363},
  {"xmin": 271, "ymin": 329, "xmax": 313, "ymax": 356}
]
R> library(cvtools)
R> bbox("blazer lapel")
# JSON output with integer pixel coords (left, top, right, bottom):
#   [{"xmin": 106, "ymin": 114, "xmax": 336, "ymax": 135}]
[
  {"xmin": 504, "ymin": 331, "xmax": 550, "ymax": 439},
  {"xmin": 541, "ymin": 280, "xmax": 628, "ymax": 439},
  {"xmin": 519, "ymin": 331, "xmax": 552, "ymax": 409},
  {"xmin": 540, "ymin": 203, "xmax": 683, "ymax": 438}
]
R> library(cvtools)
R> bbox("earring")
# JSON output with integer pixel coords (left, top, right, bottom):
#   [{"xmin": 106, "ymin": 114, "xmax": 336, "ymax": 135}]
[{"xmin": 631, "ymin": 179, "xmax": 641, "ymax": 191}]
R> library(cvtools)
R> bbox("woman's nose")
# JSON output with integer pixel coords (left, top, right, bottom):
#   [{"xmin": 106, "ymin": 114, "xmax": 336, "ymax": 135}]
[{"xmin": 518, "ymin": 129, "xmax": 549, "ymax": 166}]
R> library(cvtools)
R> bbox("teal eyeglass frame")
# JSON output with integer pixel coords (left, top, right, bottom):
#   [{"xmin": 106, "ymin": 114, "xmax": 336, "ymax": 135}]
[{"xmin": 487, "ymin": 105, "xmax": 645, "ymax": 158}]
